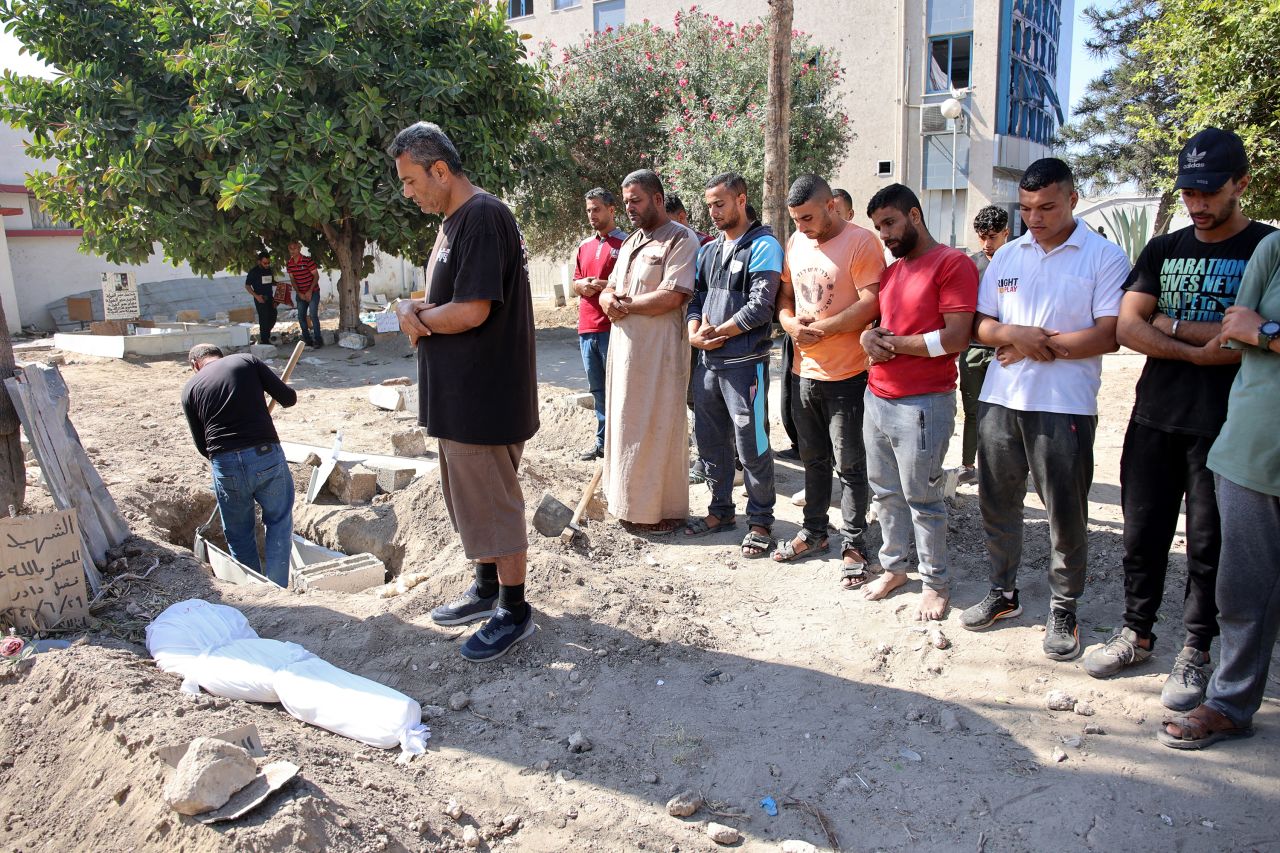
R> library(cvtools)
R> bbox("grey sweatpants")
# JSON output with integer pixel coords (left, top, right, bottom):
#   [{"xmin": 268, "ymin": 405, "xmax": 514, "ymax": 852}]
[
  {"xmin": 864, "ymin": 389, "xmax": 955, "ymax": 588},
  {"xmin": 977, "ymin": 402, "xmax": 1096, "ymax": 613},
  {"xmin": 1205, "ymin": 475, "xmax": 1280, "ymax": 726}
]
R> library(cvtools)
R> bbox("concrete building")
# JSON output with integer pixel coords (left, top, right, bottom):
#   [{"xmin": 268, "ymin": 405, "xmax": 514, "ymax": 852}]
[{"xmin": 500, "ymin": 0, "xmax": 1073, "ymax": 251}]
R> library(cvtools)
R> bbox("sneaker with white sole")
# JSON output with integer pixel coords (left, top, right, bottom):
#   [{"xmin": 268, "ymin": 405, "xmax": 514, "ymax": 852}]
[
  {"xmin": 1083, "ymin": 627, "xmax": 1153, "ymax": 678},
  {"xmin": 1161, "ymin": 647, "xmax": 1210, "ymax": 712},
  {"xmin": 430, "ymin": 582, "xmax": 497, "ymax": 626},
  {"xmin": 460, "ymin": 606, "xmax": 536, "ymax": 662}
]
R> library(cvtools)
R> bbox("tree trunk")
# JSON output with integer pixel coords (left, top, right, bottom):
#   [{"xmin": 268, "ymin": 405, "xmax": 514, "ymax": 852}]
[
  {"xmin": 322, "ymin": 220, "xmax": 370, "ymax": 335},
  {"xmin": 0, "ymin": 299, "xmax": 26, "ymax": 514},
  {"xmin": 1153, "ymin": 189, "xmax": 1177, "ymax": 236},
  {"xmin": 762, "ymin": 0, "xmax": 793, "ymax": 240}
]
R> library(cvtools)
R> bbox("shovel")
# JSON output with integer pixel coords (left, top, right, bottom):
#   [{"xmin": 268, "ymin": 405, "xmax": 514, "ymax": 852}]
[{"xmin": 532, "ymin": 461, "xmax": 603, "ymax": 540}]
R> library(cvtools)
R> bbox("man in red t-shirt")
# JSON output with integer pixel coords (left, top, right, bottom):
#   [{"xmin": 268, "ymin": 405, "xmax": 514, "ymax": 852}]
[
  {"xmin": 859, "ymin": 184, "xmax": 979, "ymax": 621},
  {"xmin": 286, "ymin": 241, "xmax": 324, "ymax": 348},
  {"xmin": 572, "ymin": 188, "xmax": 627, "ymax": 460}
]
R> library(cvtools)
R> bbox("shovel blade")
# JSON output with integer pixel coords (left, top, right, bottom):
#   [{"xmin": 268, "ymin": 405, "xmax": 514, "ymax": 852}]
[{"xmin": 532, "ymin": 490, "xmax": 574, "ymax": 537}]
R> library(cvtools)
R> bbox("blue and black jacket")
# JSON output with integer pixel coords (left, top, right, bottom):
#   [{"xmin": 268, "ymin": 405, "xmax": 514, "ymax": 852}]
[{"xmin": 687, "ymin": 221, "xmax": 783, "ymax": 369}]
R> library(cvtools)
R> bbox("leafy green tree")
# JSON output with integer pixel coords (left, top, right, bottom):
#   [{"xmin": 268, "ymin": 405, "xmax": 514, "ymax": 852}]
[
  {"xmin": 0, "ymin": 0, "xmax": 553, "ymax": 332},
  {"xmin": 513, "ymin": 10, "xmax": 852, "ymax": 255},
  {"xmin": 1134, "ymin": 0, "xmax": 1280, "ymax": 220},
  {"xmin": 1057, "ymin": 0, "xmax": 1181, "ymax": 234}
]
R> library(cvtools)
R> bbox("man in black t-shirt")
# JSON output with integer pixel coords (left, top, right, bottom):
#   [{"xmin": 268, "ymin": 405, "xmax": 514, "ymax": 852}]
[
  {"xmin": 1084, "ymin": 129, "xmax": 1277, "ymax": 709},
  {"xmin": 243, "ymin": 251, "xmax": 277, "ymax": 345},
  {"xmin": 390, "ymin": 121, "xmax": 539, "ymax": 663},
  {"xmin": 182, "ymin": 344, "xmax": 298, "ymax": 587}
]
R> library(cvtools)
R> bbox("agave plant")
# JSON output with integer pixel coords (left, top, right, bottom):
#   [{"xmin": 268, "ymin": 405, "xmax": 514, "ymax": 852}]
[{"xmin": 1102, "ymin": 206, "xmax": 1153, "ymax": 264}]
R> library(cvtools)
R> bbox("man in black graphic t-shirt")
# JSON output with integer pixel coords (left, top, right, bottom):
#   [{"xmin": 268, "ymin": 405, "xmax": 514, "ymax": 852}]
[
  {"xmin": 389, "ymin": 121, "xmax": 539, "ymax": 664},
  {"xmin": 1084, "ymin": 128, "xmax": 1277, "ymax": 709}
]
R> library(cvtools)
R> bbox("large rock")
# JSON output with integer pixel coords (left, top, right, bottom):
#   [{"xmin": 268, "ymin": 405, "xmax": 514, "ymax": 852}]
[
  {"xmin": 326, "ymin": 462, "xmax": 378, "ymax": 505},
  {"xmin": 707, "ymin": 822, "xmax": 740, "ymax": 844},
  {"xmin": 391, "ymin": 429, "xmax": 428, "ymax": 457},
  {"xmin": 666, "ymin": 789, "xmax": 703, "ymax": 817},
  {"xmin": 163, "ymin": 737, "xmax": 257, "ymax": 815},
  {"xmin": 249, "ymin": 343, "xmax": 278, "ymax": 360}
]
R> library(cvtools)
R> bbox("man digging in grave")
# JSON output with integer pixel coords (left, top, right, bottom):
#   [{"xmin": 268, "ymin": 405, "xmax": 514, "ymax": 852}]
[
  {"xmin": 181, "ymin": 344, "xmax": 297, "ymax": 587},
  {"xmin": 391, "ymin": 121, "xmax": 540, "ymax": 662}
]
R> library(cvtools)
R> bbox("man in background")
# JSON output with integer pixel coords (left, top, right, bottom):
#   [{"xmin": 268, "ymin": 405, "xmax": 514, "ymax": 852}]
[
  {"xmin": 833, "ymin": 188, "xmax": 855, "ymax": 222},
  {"xmin": 571, "ymin": 188, "xmax": 627, "ymax": 460},
  {"xmin": 244, "ymin": 250, "xmax": 277, "ymax": 345},
  {"xmin": 958, "ymin": 206, "xmax": 1009, "ymax": 484},
  {"xmin": 287, "ymin": 241, "xmax": 324, "ymax": 348}
]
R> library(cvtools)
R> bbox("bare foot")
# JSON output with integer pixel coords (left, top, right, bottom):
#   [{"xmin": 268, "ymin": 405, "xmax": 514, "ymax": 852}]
[
  {"xmin": 916, "ymin": 587, "xmax": 950, "ymax": 621},
  {"xmin": 863, "ymin": 572, "xmax": 908, "ymax": 601}
]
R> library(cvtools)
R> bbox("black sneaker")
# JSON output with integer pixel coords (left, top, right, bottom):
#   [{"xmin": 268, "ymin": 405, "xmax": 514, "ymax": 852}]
[
  {"xmin": 578, "ymin": 445, "xmax": 603, "ymax": 461},
  {"xmin": 960, "ymin": 588, "xmax": 1022, "ymax": 630},
  {"xmin": 776, "ymin": 446, "xmax": 801, "ymax": 461},
  {"xmin": 1044, "ymin": 608, "xmax": 1082, "ymax": 661},
  {"xmin": 460, "ymin": 606, "xmax": 536, "ymax": 662},
  {"xmin": 430, "ymin": 582, "xmax": 497, "ymax": 626}
]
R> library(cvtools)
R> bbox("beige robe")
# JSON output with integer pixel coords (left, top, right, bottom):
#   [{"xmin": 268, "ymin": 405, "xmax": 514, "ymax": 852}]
[{"xmin": 603, "ymin": 220, "xmax": 698, "ymax": 524}]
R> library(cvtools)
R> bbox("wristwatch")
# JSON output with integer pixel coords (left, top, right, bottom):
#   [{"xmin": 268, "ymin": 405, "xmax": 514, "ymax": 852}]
[{"xmin": 1258, "ymin": 319, "xmax": 1280, "ymax": 352}]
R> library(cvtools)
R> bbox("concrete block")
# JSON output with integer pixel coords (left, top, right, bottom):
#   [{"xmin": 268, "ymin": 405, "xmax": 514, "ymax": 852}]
[
  {"xmin": 292, "ymin": 552, "xmax": 385, "ymax": 593},
  {"xmin": 368, "ymin": 384, "xmax": 405, "ymax": 412},
  {"xmin": 90, "ymin": 320, "xmax": 128, "ymax": 336},
  {"xmin": 227, "ymin": 307, "xmax": 256, "ymax": 323},
  {"xmin": 390, "ymin": 429, "xmax": 427, "ymax": 457},
  {"xmin": 176, "ymin": 309, "xmax": 202, "ymax": 323},
  {"xmin": 370, "ymin": 464, "xmax": 416, "ymax": 493},
  {"xmin": 563, "ymin": 392, "xmax": 595, "ymax": 410},
  {"xmin": 326, "ymin": 462, "xmax": 378, "ymax": 504},
  {"xmin": 249, "ymin": 344, "xmax": 278, "ymax": 360},
  {"xmin": 339, "ymin": 332, "xmax": 369, "ymax": 350}
]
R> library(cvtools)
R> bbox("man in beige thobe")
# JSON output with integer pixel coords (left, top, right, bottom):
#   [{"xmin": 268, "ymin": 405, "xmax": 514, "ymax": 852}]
[{"xmin": 600, "ymin": 169, "xmax": 698, "ymax": 534}]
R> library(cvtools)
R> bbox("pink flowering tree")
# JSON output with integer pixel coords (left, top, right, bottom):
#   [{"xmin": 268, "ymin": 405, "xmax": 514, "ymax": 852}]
[{"xmin": 514, "ymin": 9, "xmax": 852, "ymax": 254}]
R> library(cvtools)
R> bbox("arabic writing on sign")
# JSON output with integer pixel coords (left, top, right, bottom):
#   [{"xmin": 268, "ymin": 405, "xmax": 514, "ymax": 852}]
[{"xmin": 1, "ymin": 510, "xmax": 89, "ymax": 631}]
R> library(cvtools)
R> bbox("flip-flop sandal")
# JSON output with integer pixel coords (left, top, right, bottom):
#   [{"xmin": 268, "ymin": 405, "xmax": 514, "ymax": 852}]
[
  {"xmin": 1157, "ymin": 709, "xmax": 1254, "ymax": 750},
  {"xmin": 772, "ymin": 530, "xmax": 830, "ymax": 563},
  {"xmin": 740, "ymin": 529, "xmax": 775, "ymax": 558},
  {"xmin": 683, "ymin": 516, "xmax": 738, "ymax": 538},
  {"xmin": 840, "ymin": 548, "xmax": 874, "ymax": 589}
]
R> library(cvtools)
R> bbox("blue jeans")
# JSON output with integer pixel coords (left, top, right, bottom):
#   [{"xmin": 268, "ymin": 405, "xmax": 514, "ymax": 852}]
[
  {"xmin": 210, "ymin": 443, "xmax": 295, "ymax": 587},
  {"xmin": 579, "ymin": 331, "xmax": 610, "ymax": 450},
  {"xmin": 296, "ymin": 292, "xmax": 321, "ymax": 343}
]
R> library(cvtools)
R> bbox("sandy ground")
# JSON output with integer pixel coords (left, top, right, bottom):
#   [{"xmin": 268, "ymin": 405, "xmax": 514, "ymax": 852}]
[{"xmin": 1, "ymin": 303, "xmax": 1277, "ymax": 853}]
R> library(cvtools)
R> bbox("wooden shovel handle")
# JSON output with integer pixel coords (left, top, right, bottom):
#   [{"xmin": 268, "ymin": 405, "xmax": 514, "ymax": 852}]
[
  {"xmin": 568, "ymin": 462, "xmax": 604, "ymax": 530},
  {"xmin": 268, "ymin": 340, "xmax": 307, "ymax": 413}
]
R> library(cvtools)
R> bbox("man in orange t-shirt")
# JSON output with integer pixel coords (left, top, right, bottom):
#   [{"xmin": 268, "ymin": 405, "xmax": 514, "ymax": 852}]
[{"xmin": 773, "ymin": 175, "xmax": 885, "ymax": 586}]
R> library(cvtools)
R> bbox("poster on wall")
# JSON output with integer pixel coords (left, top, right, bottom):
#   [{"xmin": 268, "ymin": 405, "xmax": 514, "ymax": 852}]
[{"xmin": 101, "ymin": 271, "xmax": 140, "ymax": 320}]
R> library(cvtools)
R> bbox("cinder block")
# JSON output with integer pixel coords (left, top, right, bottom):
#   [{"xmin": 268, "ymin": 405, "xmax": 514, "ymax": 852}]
[
  {"xmin": 370, "ymin": 464, "xmax": 416, "ymax": 493},
  {"xmin": 326, "ymin": 462, "xmax": 378, "ymax": 504},
  {"xmin": 249, "ymin": 344, "xmax": 278, "ymax": 360},
  {"xmin": 390, "ymin": 429, "xmax": 427, "ymax": 457},
  {"xmin": 368, "ymin": 384, "xmax": 405, "ymax": 411},
  {"xmin": 563, "ymin": 392, "xmax": 595, "ymax": 410},
  {"xmin": 292, "ymin": 553, "xmax": 385, "ymax": 593}
]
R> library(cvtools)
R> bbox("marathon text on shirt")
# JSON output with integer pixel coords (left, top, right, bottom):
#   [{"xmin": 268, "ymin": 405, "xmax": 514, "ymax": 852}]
[{"xmin": 1159, "ymin": 257, "xmax": 1249, "ymax": 321}]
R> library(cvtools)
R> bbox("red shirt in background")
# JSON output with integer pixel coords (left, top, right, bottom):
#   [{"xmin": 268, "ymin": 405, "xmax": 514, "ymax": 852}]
[
  {"xmin": 573, "ymin": 228, "xmax": 626, "ymax": 334},
  {"xmin": 869, "ymin": 243, "xmax": 979, "ymax": 399},
  {"xmin": 286, "ymin": 254, "xmax": 320, "ymax": 299}
]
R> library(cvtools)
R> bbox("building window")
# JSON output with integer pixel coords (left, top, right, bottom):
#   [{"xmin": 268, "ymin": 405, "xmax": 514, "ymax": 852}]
[
  {"xmin": 1002, "ymin": 0, "xmax": 1065, "ymax": 144},
  {"xmin": 553, "ymin": 0, "xmax": 580, "ymax": 8},
  {"xmin": 29, "ymin": 197, "xmax": 73, "ymax": 230},
  {"xmin": 927, "ymin": 33, "xmax": 971, "ymax": 93},
  {"xmin": 593, "ymin": 0, "xmax": 624, "ymax": 32},
  {"xmin": 507, "ymin": 0, "xmax": 533, "ymax": 19}
]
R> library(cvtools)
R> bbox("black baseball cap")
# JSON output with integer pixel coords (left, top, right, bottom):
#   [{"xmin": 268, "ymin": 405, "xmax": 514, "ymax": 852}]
[{"xmin": 1174, "ymin": 128, "xmax": 1248, "ymax": 191}]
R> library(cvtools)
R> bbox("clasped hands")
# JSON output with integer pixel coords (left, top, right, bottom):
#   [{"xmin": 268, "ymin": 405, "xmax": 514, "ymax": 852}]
[{"xmin": 396, "ymin": 297, "xmax": 438, "ymax": 346}]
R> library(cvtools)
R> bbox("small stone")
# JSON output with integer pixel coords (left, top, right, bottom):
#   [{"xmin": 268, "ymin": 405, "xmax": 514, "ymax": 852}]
[
  {"xmin": 666, "ymin": 790, "xmax": 703, "ymax": 818},
  {"xmin": 1051, "ymin": 746, "xmax": 1068, "ymax": 763},
  {"xmin": 928, "ymin": 624, "xmax": 950, "ymax": 649},
  {"xmin": 423, "ymin": 704, "xmax": 447, "ymax": 719},
  {"xmin": 535, "ymin": 760, "xmax": 551, "ymax": 772},
  {"xmin": 1083, "ymin": 723, "xmax": 1106, "ymax": 735},
  {"xmin": 642, "ymin": 771, "xmax": 659, "ymax": 784},
  {"xmin": 302, "ymin": 452, "xmax": 323, "ymax": 468},
  {"xmin": 874, "ymin": 643, "xmax": 893, "ymax": 656},
  {"xmin": 501, "ymin": 814, "xmax": 521, "ymax": 831},
  {"xmin": 782, "ymin": 842, "xmax": 819, "ymax": 853},
  {"xmin": 1062, "ymin": 735, "xmax": 1083, "ymax": 748},
  {"xmin": 568, "ymin": 670, "xmax": 582, "ymax": 683},
  {"xmin": 706, "ymin": 822, "xmax": 740, "ymax": 845},
  {"xmin": 1046, "ymin": 690, "xmax": 1077, "ymax": 711},
  {"xmin": 444, "ymin": 799, "xmax": 464, "ymax": 821},
  {"xmin": 1159, "ymin": 814, "xmax": 1173, "ymax": 827},
  {"xmin": 162, "ymin": 737, "xmax": 257, "ymax": 815},
  {"xmin": 381, "ymin": 376, "xmax": 413, "ymax": 386},
  {"xmin": 940, "ymin": 707, "xmax": 966, "ymax": 732},
  {"xmin": 337, "ymin": 817, "xmax": 353, "ymax": 829},
  {"xmin": 448, "ymin": 692, "xmax": 471, "ymax": 712},
  {"xmin": 555, "ymin": 770, "xmax": 576, "ymax": 783},
  {"xmin": 567, "ymin": 731, "xmax": 592, "ymax": 753},
  {"xmin": 462, "ymin": 825, "xmax": 481, "ymax": 848},
  {"xmin": 1074, "ymin": 701, "xmax": 1096, "ymax": 716}
]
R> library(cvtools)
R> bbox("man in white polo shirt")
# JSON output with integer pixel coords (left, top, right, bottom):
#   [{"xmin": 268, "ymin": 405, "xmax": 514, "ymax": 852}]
[{"xmin": 959, "ymin": 158, "xmax": 1130, "ymax": 662}]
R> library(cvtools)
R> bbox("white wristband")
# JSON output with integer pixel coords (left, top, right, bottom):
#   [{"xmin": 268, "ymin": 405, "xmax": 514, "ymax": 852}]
[{"xmin": 923, "ymin": 330, "xmax": 945, "ymax": 357}]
